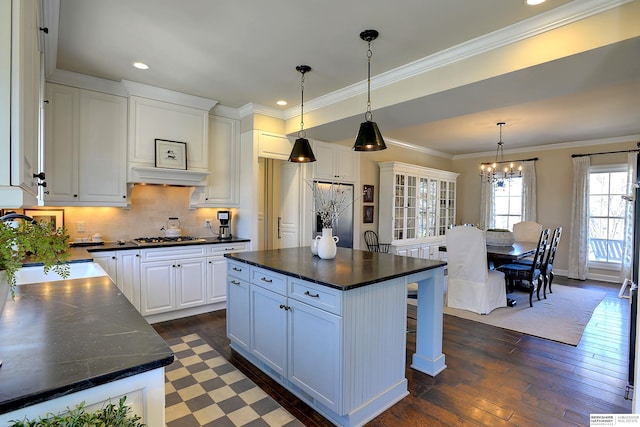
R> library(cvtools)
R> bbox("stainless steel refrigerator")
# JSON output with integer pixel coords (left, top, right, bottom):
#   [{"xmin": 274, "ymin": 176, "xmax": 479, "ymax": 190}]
[{"xmin": 312, "ymin": 181, "xmax": 354, "ymax": 248}]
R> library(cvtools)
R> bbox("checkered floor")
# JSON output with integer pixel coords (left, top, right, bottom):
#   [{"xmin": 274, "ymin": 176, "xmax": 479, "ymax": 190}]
[{"xmin": 165, "ymin": 334, "xmax": 304, "ymax": 427}]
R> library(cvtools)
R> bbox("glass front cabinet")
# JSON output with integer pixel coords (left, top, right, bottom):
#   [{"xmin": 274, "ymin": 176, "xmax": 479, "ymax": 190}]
[{"xmin": 379, "ymin": 162, "xmax": 458, "ymax": 259}]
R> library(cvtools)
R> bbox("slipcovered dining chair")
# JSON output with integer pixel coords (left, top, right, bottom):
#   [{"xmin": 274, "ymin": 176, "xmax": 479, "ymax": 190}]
[
  {"xmin": 446, "ymin": 226, "xmax": 506, "ymax": 314},
  {"xmin": 497, "ymin": 228, "xmax": 550, "ymax": 307},
  {"xmin": 513, "ymin": 221, "xmax": 543, "ymax": 242},
  {"xmin": 363, "ymin": 230, "xmax": 390, "ymax": 253}
]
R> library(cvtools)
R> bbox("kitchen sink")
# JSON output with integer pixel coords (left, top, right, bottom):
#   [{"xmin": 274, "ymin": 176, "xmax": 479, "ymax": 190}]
[{"xmin": 14, "ymin": 262, "xmax": 108, "ymax": 285}]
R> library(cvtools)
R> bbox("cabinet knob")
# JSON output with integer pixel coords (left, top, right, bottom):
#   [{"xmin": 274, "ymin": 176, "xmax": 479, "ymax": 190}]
[
  {"xmin": 111, "ymin": 256, "xmax": 116, "ymax": 260},
  {"xmin": 33, "ymin": 172, "xmax": 46, "ymax": 180},
  {"xmin": 73, "ymin": 194, "xmax": 78, "ymax": 198}
]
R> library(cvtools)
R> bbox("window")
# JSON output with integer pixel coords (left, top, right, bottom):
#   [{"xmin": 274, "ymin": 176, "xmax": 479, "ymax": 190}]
[
  {"xmin": 493, "ymin": 177, "xmax": 523, "ymax": 230},
  {"xmin": 588, "ymin": 165, "xmax": 627, "ymax": 267}
]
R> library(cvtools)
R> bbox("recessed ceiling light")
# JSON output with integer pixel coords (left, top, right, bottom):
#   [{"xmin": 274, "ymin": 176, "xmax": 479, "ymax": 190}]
[
  {"xmin": 525, "ymin": 0, "xmax": 546, "ymax": 5},
  {"xmin": 277, "ymin": 100, "xmax": 287, "ymax": 106},
  {"xmin": 132, "ymin": 62, "xmax": 149, "ymax": 70}
]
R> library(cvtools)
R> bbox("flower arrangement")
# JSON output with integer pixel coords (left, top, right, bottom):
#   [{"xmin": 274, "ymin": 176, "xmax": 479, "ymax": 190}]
[{"xmin": 308, "ymin": 180, "xmax": 355, "ymax": 229}]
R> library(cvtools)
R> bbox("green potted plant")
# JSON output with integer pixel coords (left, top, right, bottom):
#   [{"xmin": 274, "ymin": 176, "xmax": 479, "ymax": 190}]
[{"xmin": 0, "ymin": 218, "xmax": 70, "ymax": 306}]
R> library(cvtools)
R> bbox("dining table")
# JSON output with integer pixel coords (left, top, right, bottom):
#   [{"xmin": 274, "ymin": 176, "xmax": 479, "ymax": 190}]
[
  {"xmin": 438, "ymin": 241, "xmax": 537, "ymax": 265},
  {"xmin": 485, "ymin": 241, "xmax": 537, "ymax": 267}
]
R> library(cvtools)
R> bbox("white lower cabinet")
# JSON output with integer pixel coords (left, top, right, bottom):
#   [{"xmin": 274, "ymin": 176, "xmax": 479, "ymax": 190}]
[
  {"xmin": 227, "ymin": 273, "xmax": 251, "ymax": 352},
  {"xmin": 92, "ymin": 243, "xmax": 248, "ymax": 321},
  {"xmin": 228, "ymin": 262, "xmax": 342, "ymax": 414},
  {"xmin": 140, "ymin": 257, "xmax": 206, "ymax": 316},
  {"xmin": 92, "ymin": 250, "xmax": 141, "ymax": 311},
  {"xmin": 139, "ymin": 245, "xmax": 207, "ymax": 316}
]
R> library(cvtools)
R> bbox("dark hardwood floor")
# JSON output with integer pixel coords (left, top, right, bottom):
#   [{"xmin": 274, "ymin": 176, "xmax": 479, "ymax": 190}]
[{"xmin": 153, "ymin": 276, "xmax": 632, "ymax": 426}]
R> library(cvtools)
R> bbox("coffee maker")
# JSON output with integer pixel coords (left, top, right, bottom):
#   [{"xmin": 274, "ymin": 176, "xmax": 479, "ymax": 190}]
[{"xmin": 217, "ymin": 210, "xmax": 232, "ymax": 240}]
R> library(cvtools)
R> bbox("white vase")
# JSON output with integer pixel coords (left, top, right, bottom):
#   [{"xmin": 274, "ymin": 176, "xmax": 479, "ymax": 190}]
[
  {"xmin": 317, "ymin": 228, "xmax": 339, "ymax": 260},
  {"xmin": 311, "ymin": 236, "xmax": 320, "ymax": 255}
]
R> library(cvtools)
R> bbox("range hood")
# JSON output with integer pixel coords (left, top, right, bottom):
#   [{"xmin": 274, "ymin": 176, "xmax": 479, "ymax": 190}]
[{"xmin": 128, "ymin": 166, "xmax": 209, "ymax": 187}]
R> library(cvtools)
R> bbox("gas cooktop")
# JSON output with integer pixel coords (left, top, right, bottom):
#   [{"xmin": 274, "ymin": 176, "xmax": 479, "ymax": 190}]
[{"xmin": 130, "ymin": 236, "xmax": 206, "ymax": 246}]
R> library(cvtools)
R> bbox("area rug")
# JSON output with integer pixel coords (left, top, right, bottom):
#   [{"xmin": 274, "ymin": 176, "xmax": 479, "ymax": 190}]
[
  {"xmin": 165, "ymin": 333, "xmax": 303, "ymax": 427},
  {"xmin": 416, "ymin": 285, "xmax": 605, "ymax": 346}
]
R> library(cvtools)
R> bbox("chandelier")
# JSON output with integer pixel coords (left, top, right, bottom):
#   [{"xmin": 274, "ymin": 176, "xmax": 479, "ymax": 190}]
[{"xmin": 480, "ymin": 122, "xmax": 522, "ymax": 185}]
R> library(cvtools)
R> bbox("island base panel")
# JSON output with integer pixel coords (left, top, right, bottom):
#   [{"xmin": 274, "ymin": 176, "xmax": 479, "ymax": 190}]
[{"xmin": 231, "ymin": 343, "xmax": 409, "ymax": 427}]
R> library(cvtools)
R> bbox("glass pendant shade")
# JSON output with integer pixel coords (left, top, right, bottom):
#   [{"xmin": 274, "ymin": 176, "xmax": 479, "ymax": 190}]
[
  {"xmin": 353, "ymin": 120, "xmax": 386, "ymax": 151},
  {"xmin": 288, "ymin": 137, "xmax": 316, "ymax": 162}
]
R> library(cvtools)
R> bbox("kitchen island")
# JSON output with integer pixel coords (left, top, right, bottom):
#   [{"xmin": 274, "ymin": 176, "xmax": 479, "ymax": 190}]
[
  {"xmin": 0, "ymin": 275, "xmax": 173, "ymax": 425},
  {"xmin": 225, "ymin": 247, "xmax": 446, "ymax": 427}
]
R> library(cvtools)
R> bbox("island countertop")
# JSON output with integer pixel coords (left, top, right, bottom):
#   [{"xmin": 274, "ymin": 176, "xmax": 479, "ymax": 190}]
[
  {"xmin": 0, "ymin": 276, "xmax": 174, "ymax": 414},
  {"xmin": 225, "ymin": 247, "xmax": 446, "ymax": 290}
]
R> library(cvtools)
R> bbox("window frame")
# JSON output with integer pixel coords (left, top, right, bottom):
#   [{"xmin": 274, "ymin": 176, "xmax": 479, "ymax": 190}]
[
  {"xmin": 587, "ymin": 164, "xmax": 627, "ymax": 271},
  {"xmin": 492, "ymin": 176, "xmax": 523, "ymax": 231}
]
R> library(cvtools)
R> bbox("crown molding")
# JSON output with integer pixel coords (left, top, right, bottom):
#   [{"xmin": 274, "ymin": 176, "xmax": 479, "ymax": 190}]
[
  {"xmin": 453, "ymin": 134, "xmax": 640, "ymax": 160},
  {"xmin": 384, "ymin": 137, "xmax": 453, "ymax": 159},
  {"xmin": 121, "ymin": 80, "xmax": 217, "ymax": 110},
  {"xmin": 293, "ymin": 0, "xmax": 633, "ymax": 116},
  {"xmin": 238, "ymin": 102, "xmax": 285, "ymax": 120}
]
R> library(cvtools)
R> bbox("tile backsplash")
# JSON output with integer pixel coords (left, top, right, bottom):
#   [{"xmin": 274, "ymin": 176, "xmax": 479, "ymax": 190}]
[{"xmin": 30, "ymin": 185, "xmax": 235, "ymax": 242}]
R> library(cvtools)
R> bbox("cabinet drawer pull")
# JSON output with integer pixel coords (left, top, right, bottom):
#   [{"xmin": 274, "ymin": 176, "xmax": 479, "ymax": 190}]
[
  {"xmin": 232, "ymin": 267, "xmax": 242, "ymax": 272},
  {"xmin": 261, "ymin": 277, "xmax": 273, "ymax": 283},
  {"xmin": 304, "ymin": 290, "xmax": 320, "ymax": 298},
  {"xmin": 231, "ymin": 280, "xmax": 241, "ymax": 285},
  {"xmin": 226, "ymin": 247, "xmax": 235, "ymax": 251}
]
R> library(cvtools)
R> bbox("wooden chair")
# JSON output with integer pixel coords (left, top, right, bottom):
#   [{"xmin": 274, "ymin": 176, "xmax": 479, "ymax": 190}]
[
  {"xmin": 363, "ymin": 230, "xmax": 390, "ymax": 253},
  {"xmin": 515, "ymin": 226, "xmax": 562, "ymax": 299},
  {"xmin": 497, "ymin": 228, "xmax": 550, "ymax": 307}
]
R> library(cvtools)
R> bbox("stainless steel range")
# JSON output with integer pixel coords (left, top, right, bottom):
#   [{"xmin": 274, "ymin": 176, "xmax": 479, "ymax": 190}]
[{"xmin": 130, "ymin": 236, "xmax": 206, "ymax": 246}]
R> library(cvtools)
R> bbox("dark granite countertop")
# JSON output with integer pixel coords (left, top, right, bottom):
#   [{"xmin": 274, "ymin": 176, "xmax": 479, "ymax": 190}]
[
  {"xmin": 0, "ymin": 276, "xmax": 174, "ymax": 414},
  {"xmin": 225, "ymin": 247, "xmax": 446, "ymax": 290},
  {"xmin": 77, "ymin": 236, "xmax": 251, "ymax": 253}
]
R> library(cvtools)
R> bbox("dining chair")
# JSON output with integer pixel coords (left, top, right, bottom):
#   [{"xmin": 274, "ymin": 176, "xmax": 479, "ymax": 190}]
[
  {"xmin": 513, "ymin": 221, "xmax": 543, "ymax": 243},
  {"xmin": 497, "ymin": 228, "xmax": 550, "ymax": 307},
  {"xmin": 446, "ymin": 226, "xmax": 506, "ymax": 314},
  {"xmin": 516, "ymin": 226, "xmax": 562, "ymax": 298},
  {"xmin": 363, "ymin": 230, "xmax": 391, "ymax": 253}
]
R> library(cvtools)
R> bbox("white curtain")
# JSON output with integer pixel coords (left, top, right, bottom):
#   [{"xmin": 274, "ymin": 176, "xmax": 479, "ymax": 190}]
[
  {"xmin": 568, "ymin": 156, "xmax": 590, "ymax": 280},
  {"xmin": 479, "ymin": 179, "xmax": 494, "ymax": 230},
  {"xmin": 620, "ymin": 152, "xmax": 638, "ymax": 282},
  {"xmin": 521, "ymin": 160, "xmax": 537, "ymax": 222}
]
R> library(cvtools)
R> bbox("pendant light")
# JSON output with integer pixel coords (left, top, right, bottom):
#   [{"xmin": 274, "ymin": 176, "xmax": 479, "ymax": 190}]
[
  {"xmin": 288, "ymin": 65, "xmax": 316, "ymax": 163},
  {"xmin": 480, "ymin": 122, "xmax": 523, "ymax": 185},
  {"xmin": 353, "ymin": 29, "xmax": 386, "ymax": 152}
]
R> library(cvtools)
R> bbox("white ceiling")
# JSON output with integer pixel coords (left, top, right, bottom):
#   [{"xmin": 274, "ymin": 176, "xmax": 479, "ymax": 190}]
[{"xmin": 47, "ymin": 0, "xmax": 640, "ymax": 156}]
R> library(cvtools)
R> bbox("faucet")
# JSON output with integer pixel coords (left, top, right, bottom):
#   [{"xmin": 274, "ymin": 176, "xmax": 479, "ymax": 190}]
[{"xmin": 0, "ymin": 213, "xmax": 37, "ymax": 224}]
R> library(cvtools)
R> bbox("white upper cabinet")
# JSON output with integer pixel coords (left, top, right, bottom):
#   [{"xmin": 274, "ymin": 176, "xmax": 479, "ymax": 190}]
[
  {"xmin": 44, "ymin": 83, "xmax": 127, "ymax": 206},
  {"xmin": 0, "ymin": 0, "xmax": 43, "ymax": 208},
  {"xmin": 312, "ymin": 140, "xmax": 357, "ymax": 183},
  {"xmin": 202, "ymin": 115, "xmax": 240, "ymax": 206},
  {"xmin": 256, "ymin": 131, "xmax": 293, "ymax": 161}
]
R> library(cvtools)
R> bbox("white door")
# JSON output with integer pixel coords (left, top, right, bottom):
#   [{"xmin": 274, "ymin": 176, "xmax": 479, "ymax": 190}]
[{"xmin": 278, "ymin": 161, "xmax": 301, "ymax": 248}]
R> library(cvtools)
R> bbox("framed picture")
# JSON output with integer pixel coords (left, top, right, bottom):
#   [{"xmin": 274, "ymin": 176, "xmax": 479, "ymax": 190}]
[
  {"xmin": 24, "ymin": 209, "xmax": 64, "ymax": 229},
  {"xmin": 363, "ymin": 206, "xmax": 374, "ymax": 223},
  {"xmin": 363, "ymin": 185, "xmax": 374, "ymax": 203},
  {"xmin": 155, "ymin": 139, "xmax": 187, "ymax": 170}
]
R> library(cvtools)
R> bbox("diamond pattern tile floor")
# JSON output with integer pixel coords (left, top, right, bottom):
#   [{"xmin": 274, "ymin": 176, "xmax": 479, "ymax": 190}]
[{"xmin": 165, "ymin": 333, "xmax": 304, "ymax": 427}]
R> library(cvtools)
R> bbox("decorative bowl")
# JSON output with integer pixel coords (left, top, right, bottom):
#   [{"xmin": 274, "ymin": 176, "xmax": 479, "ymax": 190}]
[{"xmin": 485, "ymin": 229, "xmax": 515, "ymax": 246}]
